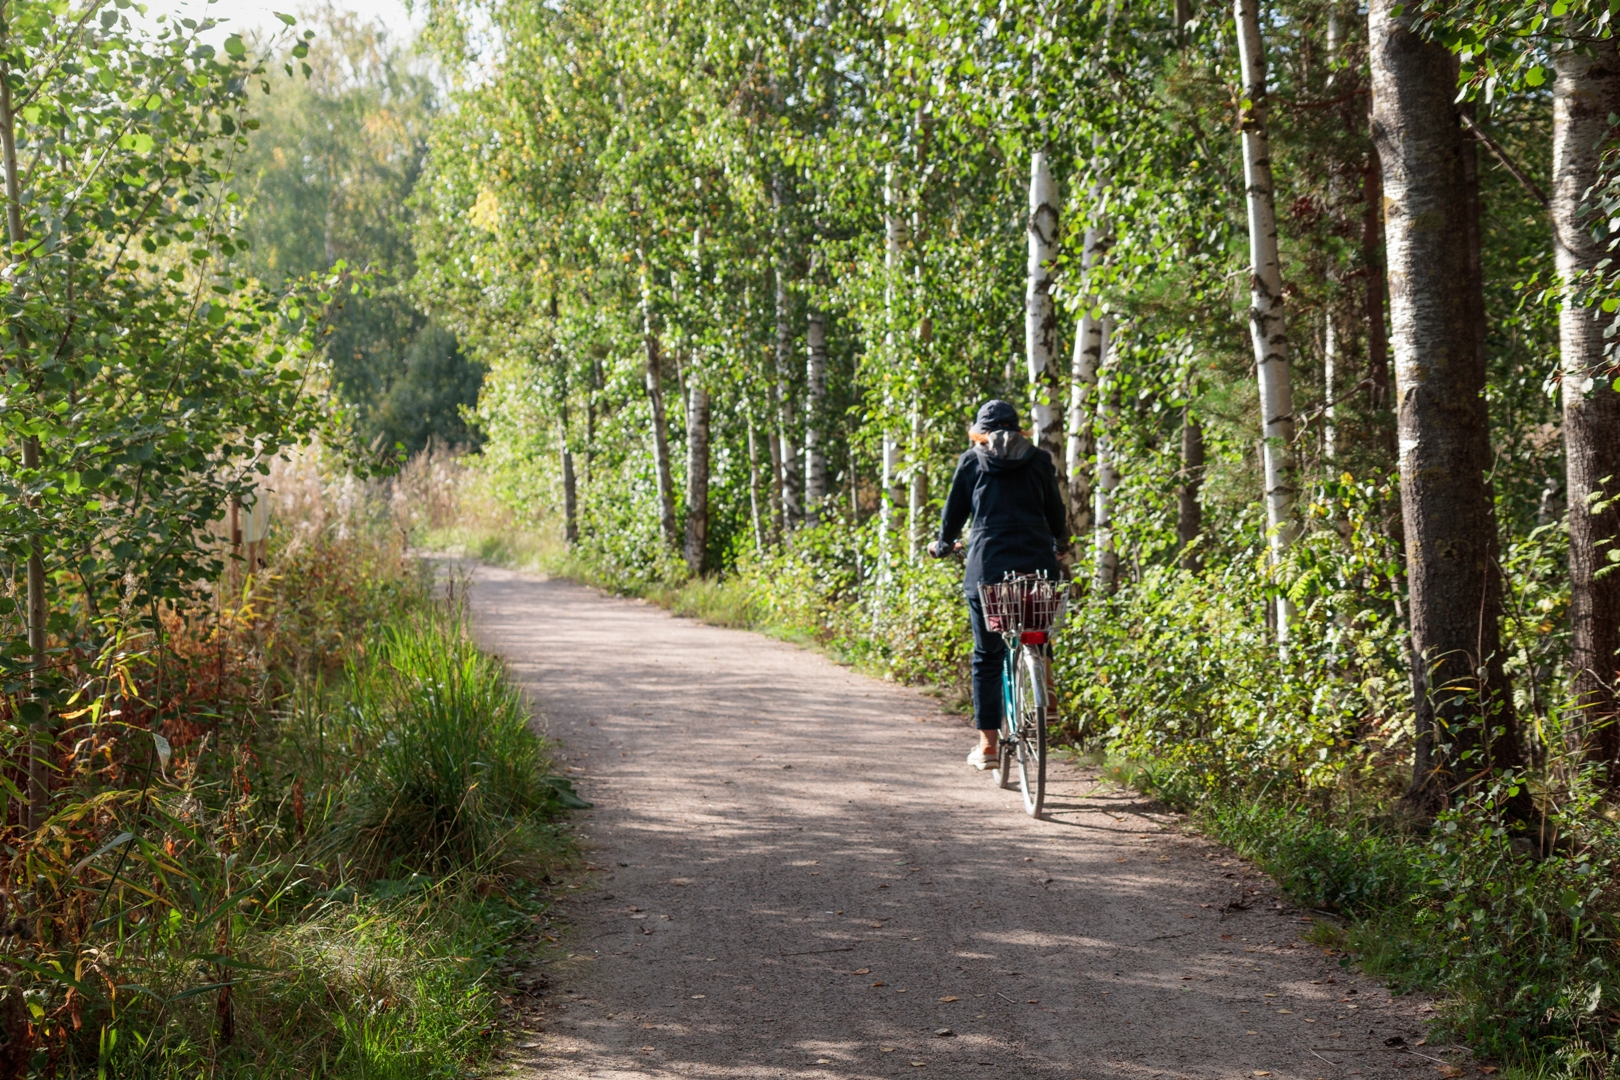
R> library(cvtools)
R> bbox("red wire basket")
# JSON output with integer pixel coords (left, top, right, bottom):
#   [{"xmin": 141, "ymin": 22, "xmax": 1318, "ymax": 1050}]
[{"xmin": 976, "ymin": 574, "xmax": 1068, "ymax": 637}]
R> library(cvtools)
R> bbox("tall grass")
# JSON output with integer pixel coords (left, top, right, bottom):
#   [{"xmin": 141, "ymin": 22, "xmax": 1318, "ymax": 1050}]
[
  {"xmin": 0, "ymin": 450, "xmax": 579, "ymax": 1079},
  {"xmin": 332, "ymin": 608, "xmax": 585, "ymax": 877}
]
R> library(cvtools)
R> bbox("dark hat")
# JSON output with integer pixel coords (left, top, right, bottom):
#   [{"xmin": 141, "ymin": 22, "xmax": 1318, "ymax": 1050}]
[{"xmin": 970, "ymin": 399, "xmax": 1020, "ymax": 434}]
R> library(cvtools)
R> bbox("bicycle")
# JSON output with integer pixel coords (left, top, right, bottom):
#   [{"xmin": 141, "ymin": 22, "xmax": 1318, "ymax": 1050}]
[{"xmin": 976, "ymin": 572, "xmax": 1067, "ymax": 817}]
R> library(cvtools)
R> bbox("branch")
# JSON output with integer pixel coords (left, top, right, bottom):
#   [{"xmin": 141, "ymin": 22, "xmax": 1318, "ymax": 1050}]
[{"xmin": 1460, "ymin": 113, "xmax": 1549, "ymax": 208}]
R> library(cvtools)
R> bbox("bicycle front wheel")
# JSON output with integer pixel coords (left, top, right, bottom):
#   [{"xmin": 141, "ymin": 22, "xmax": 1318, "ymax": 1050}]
[{"xmin": 1013, "ymin": 647, "xmax": 1047, "ymax": 817}]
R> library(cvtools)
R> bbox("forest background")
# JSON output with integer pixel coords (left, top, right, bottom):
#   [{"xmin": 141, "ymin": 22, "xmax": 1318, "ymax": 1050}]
[{"xmin": 7, "ymin": 0, "xmax": 1620, "ymax": 1073}]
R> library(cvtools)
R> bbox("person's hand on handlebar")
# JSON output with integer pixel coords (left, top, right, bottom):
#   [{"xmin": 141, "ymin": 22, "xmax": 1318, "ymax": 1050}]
[{"xmin": 927, "ymin": 540, "xmax": 964, "ymax": 559}]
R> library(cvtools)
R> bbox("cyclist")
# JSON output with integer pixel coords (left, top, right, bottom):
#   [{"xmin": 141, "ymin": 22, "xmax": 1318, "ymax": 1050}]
[{"xmin": 926, "ymin": 400, "xmax": 1069, "ymax": 771}]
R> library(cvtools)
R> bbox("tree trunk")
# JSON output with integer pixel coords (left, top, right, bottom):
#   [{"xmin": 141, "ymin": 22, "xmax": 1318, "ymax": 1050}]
[
  {"xmin": 1236, "ymin": 0, "xmax": 1299, "ymax": 641},
  {"xmin": 909, "ymin": 404, "xmax": 927, "ymax": 562},
  {"xmin": 806, "ymin": 305, "xmax": 828, "ymax": 525},
  {"xmin": 767, "ymin": 410, "xmax": 785, "ymax": 544},
  {"xmin": 638, "ymin": 259, "xmax": 679, "ymax": 550},
  {"xmin": 1093, "ymin": 323, "xmax": 1120, "ymax": 591},
  {"xmin": 1025, "ymin": 150, "xmax": 1067, "ymax": 498},
  {"xmin": 1370, "ymin": 0, "xmax": 1530, "ymax": 817},
  {"xmin": 1324, "ymin": 313, "xmax": 1339, "ymax": 463},
  {"xmin": 747, "ymin": 414, "xmax": 764, "ymax": 556},
  {"xmin": 879, "ymin": 164, "xmax": 905, "ymax": 578},
  {"xmin": 1178, "ymin": 406, "xmax": 1205, "ymax": 571},
  {"xmin": 684, "ymin": 384, "xmax": 710, "ymax": 575},
  {"xmin": 1554, "ymin": 35, "xmax": 1620, "ymax": 780},
  {"xmin": 773, "ymin": 178, "xmax": 802, "ymax": 532},
  {"xmin": 1066, "ymin": 165, "xmax": 1107, "ymax": 539}
]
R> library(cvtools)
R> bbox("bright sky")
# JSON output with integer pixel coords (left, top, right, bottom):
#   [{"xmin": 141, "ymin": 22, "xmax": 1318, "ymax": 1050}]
[{"xmin": 136, "ymin": 0, "xmax": 424, "ymax": 46}]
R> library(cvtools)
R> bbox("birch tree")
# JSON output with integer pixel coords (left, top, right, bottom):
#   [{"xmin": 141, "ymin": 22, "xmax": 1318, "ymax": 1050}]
[
  {"xmin": 806, "ymin": 304, "xmax": 829, "ymax": 525},
  {"xmin": 1235, "ymin": 0, "xmax": 1298, "ymax": 639},
  {"xmin": 1553, "ymin": 34, "xmax": 1620, "ymax": 778},
  {"xmin": 1026, "ymin": 149, "xmax": 1067, "ymax": 497}
]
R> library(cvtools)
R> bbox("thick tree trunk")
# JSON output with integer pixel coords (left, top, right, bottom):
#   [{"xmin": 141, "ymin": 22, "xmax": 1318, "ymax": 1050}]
[
  {"xmin": 1178, "ymin": 406, "xmax": 1205, "ymax": 571},
  {"xmin": 2, "ymin": 57, "xmax": 47, "ymax": 830},
  {"xmin": 1554, "ymin": 36, "xmax": 1620, "ymax": 779},
  {"xmin": 1025, "ymin": 150, "xmax": 1067, "ymax": 498},
  {"xmin": 1236, "ymin": 0, "xmax": 1299, "ymax": 640},
  {"xmin": 684, "ymin": 384, "xmax": 710, "ymax": 575},
  {"xmin": 638, "ymin": 261, "xmax": 679, "ymax": 550},
  {"xmin": 1370, "ymin": 0, "xmax": 1530, "ymax": 817},
  {"xmin": 805, "ymin": 305, "xmax": 828, "ymax": 525}
]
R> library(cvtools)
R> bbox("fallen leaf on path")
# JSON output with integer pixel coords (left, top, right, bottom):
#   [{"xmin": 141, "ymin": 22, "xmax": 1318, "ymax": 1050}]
[
  {"xmin": 815, "ymin": 1059, "xmax": 831, "ymax": 1064},
  {"xmin": 1246, "ymin": 1031, "xmax": 1258, "ymax": 1035},
  {"xmin": 691, "ymin": 994, "xmax": 705, "ymax": 999},
  {"xmin": 1254, "ymin": 1072, "xmax": 1272, "ymax": 1076},
  {"xmin": 1117, "ymin": 857, "xmax": 1128, "ymax": 862},
  {"xmin": 1278, "ymin": 1009, "xmax": 1292, "ymax": 1014},
  {"xmin": 1437, "ymin": 1068, "xmax": 1464, "ymax": 1078},
  {"xmin": 1184, "ymin": 913, "xmax": 1198, "ymax": 918},
  {"xmin": 853, "ymin": 968, "xmax": 871, "ymax": 975},
  {"xmin": 640, "ymin": 1046, "xmax": 655, "ymax": 1052},
  {"xmin": 870, "ymin": 923, "xmax": 885, "ymax": 928},
  {"xmin": 871, "ymin": 982, "xmax": 886, "ymax": 987},
  {"xmin": 1181, "ymin": 976, "xmax": 1195, "ymax": 980},
  {"xmin": 880, "ymin": 1047, "xmax": 896, "ymax": 1053},
  {"xmin": 1221, "ymin": 934, "xmax": 1234, "ymax": 940},
  {"xmin": 935, "ymin": 1028, "xmax": 954, "ymax": 1037},
  {"xmin": 1479, "ymin": 1068, "xmax": 1497, "ymax": 1074},
  {"xmin": 1026, "ymin": 999, "xmax": 1039, "ymax": 1004},
  {"xmin": 910, "ymin": 1061, "xmax": 926, "ymax": 1067},
  {"xmin": 940, "ymin": 996, "xmax": 959, "ymax": 1002}
]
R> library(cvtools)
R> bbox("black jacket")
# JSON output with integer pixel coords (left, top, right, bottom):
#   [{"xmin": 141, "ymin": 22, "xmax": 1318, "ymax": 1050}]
[{"xmin": 936, "ymin": 431, "xmax": 1069, "ymax": 594}]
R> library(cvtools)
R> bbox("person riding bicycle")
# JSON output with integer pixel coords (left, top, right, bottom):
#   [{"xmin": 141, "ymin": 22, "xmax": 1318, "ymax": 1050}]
[{"xmin": 926, "ymin": 400, "xmax": 1069, "ymax": 771}]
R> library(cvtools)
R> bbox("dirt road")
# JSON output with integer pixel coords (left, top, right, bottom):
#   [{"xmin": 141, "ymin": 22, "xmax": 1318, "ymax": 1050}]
[{"xmin": 466, "ymin": 564, "xmax": 1447, "ymax": 1080}]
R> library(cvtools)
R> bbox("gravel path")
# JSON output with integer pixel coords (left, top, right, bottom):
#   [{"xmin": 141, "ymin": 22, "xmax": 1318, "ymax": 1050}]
[{"xmin": 465, "ymin": 564, "xmax": 1450, "ymax": 1080}]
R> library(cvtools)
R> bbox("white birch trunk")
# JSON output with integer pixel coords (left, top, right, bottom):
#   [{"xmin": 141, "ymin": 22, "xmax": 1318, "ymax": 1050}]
[
  {"xmin": 1093, "ymin": 321, "xmax": 1120, "ymax": 590},
  {"xmin": 1025, "ymin": 150, "xmax": 1067, "ymax": 498},
  {"xmin": 773, "ymin": 176, "xmax": 801, "ymax": 531},
  {"xmin": 879, "ymin": 164, "xmax": 906, "ymax": 579},
  {"xmin": 684, "ymin": 384, "xmax": 710, "ymax": 575},
  {"xmin": 1235, "ymin": 0, "xmax": 1299, "ymax": 640},
  {"xmin": 909, "ymin": 405, "xmax": 927, "ymax": 562},
  {"xmin": 1324, "ymin": 314, "xmax": 1338, "ymax": 463},
  {"xmin": 806, "ymin": 305, "xmax": 828, "ymax": 524},
  {"xmin": 1066, "ymin": 166, "xmax": 1107, "ymax": 537}
]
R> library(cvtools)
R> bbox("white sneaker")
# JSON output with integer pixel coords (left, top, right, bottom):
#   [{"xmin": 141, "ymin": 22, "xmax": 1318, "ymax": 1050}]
[{"xmin": 966, "ymin": 748, "xmax": 997, "ymax": 770}]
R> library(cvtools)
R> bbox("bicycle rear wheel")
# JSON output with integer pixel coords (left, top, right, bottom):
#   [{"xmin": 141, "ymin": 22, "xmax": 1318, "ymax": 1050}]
[
  {"xmin": 996, "ymin": 712, "xmax": 1016, "ymax": 790},
  {"xmin": 1013, "ymin": 647, "xmax": 1047, "ymax": 816}
]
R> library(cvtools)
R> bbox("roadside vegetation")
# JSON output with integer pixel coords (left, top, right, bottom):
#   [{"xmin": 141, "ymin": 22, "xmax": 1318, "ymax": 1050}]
[{"xmin": 0, "ymin": 7, "xmax": 575, "ymax": 1077}]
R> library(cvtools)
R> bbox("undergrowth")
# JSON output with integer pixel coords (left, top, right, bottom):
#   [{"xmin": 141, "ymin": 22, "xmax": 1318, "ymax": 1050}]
[{"xmin": 1, "ymin": 453, "xmax": 582, "ymax": 1079}]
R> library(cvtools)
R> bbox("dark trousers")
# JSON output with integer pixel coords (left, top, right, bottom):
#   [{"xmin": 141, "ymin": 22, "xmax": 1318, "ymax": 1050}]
[{"xmin": 967, "ymin": 595, "xmax": 1005, "ymax": 732}]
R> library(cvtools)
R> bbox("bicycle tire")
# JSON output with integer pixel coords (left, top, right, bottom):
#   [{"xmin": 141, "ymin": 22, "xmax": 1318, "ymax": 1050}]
[{"xmin": 1014, "ymin": 647, "xmax": 1047, "ymax": 817}]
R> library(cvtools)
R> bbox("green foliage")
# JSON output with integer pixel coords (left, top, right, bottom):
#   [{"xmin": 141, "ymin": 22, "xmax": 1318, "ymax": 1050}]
[
  {"xmin": 230, "ymin": 11, "xmax": 482, "ymax": 455},
  {"xmin": 330, "ymin": 606, "xmax": 582, "ymax": 876}
]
